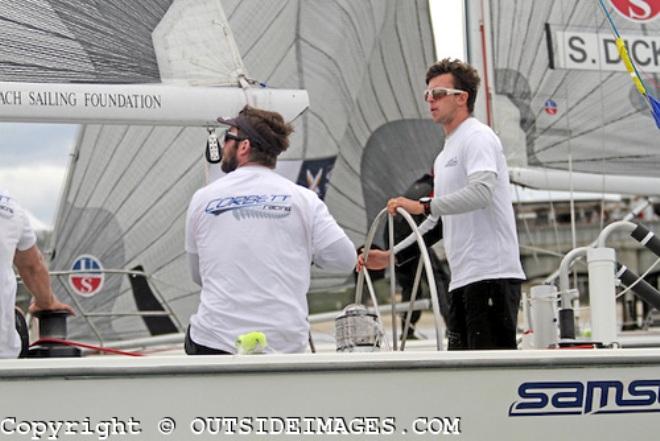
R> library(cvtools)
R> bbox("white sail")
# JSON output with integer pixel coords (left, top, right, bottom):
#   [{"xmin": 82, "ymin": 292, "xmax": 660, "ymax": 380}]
[
  {"xmin": 153, "ymin": 0, "xmax": 246, "ymax": 86},
  {"xmin": 467, "ymin": 0, "xmax": 660, "ymax": 194}
]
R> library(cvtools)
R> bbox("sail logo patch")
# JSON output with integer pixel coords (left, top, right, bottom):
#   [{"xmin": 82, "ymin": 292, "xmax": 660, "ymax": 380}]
[
  {"xmin": 609, "ymin": 0, "xmax": 658, "ymax": 23},
  {"xmin": 544, "ymin": 99, "xmax": 558, "ymax": 115},
  {"xmin": 509, "ymin": 379, "xmax": 660, "ymax": 416},
  {"xmin": 295, "ymin": 156, "xmax": 337, "ymax": 200},
  {"xmin": 69, "ymin": 255, "xmax": 104, "ymax": 297}
]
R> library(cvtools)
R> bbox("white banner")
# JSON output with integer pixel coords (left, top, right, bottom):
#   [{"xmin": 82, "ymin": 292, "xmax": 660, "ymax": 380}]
[
  {"xmin": 0, "ymin": 82, "xmax": 308, "ymax": 126},
  {"xmin": 554, "ymin": 30, "xmax": 660, "ymax": 73}
]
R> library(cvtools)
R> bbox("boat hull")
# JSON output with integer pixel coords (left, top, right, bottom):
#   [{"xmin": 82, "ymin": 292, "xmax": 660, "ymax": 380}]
[{"xmin": 1, "ymin": 349, "xmax": 659, "ymax": 440}]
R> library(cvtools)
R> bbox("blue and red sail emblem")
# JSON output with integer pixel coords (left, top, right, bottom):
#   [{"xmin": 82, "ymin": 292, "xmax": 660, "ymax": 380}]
[
  {"xmin": 69, "ymin": 255, "xmax": 104, "ymax": 297},
  {"xmin": 609, "ymin": 0, "xmax": 658, "ymax": 23},
  {"xmin": 544, "ymin": 99, "xmax": 558, "ymax": 115}
]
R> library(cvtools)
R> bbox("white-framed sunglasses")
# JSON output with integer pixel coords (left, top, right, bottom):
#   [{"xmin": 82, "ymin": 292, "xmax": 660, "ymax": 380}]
[{"xmin": 423, "ymin": 87, "xmax": 465, "ymax": 101}]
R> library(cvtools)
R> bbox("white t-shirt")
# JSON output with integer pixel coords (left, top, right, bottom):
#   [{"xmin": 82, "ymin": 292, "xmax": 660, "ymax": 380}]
[
  {"xmin": 185, "ymin": 166, "xmax": 352, "ymax": 353},
  {"xmin": 0, "ymin": 191, "xmax": 36, "ymax": 358},
  {"xmin": 434, "ymin": 118, "xmax": 525, "ymax": 291}
]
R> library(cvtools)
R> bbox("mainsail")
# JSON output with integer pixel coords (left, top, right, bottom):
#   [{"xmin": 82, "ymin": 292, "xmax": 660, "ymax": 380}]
[
  {"xmin": 0, "ymin": 0, "xmax": 437, "ymax": 341},
  {"xmin": 467, "ymin": 0, "xmax": 659, "ymax": 193},
  {"xmin": 224, "ymin": 1, "xmax": 441, "ymax": 285}
]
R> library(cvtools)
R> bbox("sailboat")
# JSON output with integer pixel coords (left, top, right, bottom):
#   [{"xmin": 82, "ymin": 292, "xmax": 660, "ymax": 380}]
[
  {"xmin": 2, "ymin": 1, "xmax": 660, "ymax": 438},
  {"xmin": 0, "ymin": 0, "xmax": 441, "ymax": 343}
]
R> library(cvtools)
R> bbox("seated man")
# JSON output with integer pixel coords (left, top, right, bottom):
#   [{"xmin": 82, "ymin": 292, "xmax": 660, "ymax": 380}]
[
  {"xmin": 0, "ymin": 190, "xmax": 74, "ymax": 358},
  {"xmin": 185, "ymin": 105, "xmax": 356, "ymax": 354}
]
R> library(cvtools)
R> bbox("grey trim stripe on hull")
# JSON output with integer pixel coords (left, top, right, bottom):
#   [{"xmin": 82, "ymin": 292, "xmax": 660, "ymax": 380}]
[{"xmin": 2, "ymin": 349, "xmax": 660, "ymax": 379}]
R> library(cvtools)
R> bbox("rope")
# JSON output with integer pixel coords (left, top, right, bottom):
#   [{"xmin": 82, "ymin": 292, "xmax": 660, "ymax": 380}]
[{"xmin": 30, "ymin": 338, "xmax": 144, "ymax": 357}]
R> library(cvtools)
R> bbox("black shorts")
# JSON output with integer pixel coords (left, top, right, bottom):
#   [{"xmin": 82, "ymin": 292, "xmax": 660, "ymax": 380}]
[
  {"xmin": 184, "ymin": 326, "xmax": 232, "ymax": 355},
  {"xmin": 446, "ymin": 278, "xmax": 522, "ymax": 350},
  {"xmin": 15, "ymin": 308, "xmax": 29, "ymax": 358}
]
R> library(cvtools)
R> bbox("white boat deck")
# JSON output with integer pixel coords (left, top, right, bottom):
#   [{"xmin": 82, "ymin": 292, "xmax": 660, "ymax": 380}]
[
  {"xmin": 1, "ymin": 348, "xmax": 659, "ymax": 441},
  {"xmin": 2, "ymin": 347, "xmax": 660, "ymax": 376}
]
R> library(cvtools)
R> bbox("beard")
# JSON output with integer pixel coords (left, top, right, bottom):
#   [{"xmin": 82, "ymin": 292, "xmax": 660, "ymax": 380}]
[{"xmin": 220, "ymin": 150, "xmax": 238, "ymax": 173}]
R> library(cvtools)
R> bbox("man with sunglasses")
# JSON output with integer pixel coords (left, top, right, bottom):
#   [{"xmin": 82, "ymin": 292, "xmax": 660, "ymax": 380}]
[
  {"xmin": 360, "ymin": 59, "xmax": 525, "ymax": 350},
  {"xmin": 185, "ymin": 105, "xmax": 356, "ymax": 354}
]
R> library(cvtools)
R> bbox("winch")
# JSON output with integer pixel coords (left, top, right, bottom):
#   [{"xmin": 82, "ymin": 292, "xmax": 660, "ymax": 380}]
[{"xmin": 335, "ymin": 304, "xmax": 383, "ymax": 352}]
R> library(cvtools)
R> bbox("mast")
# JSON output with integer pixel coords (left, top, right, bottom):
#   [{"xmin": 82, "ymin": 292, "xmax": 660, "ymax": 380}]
[{"xmin": 464, "ymin": 0, "xmax": 495, "ymax": 128}]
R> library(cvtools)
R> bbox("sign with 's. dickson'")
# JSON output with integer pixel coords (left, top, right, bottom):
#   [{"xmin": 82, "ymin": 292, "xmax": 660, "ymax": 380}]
[{"xmin": 550, "ymin": 28, "xmax": 660, "ymax": 74}]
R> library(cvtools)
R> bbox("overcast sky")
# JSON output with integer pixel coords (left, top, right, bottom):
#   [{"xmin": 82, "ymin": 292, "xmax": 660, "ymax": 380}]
[
  {"xmin": 0, "ymin": 0, "xmax": 465, "ymax": 228},
  {"xmin": 0, "ymin": 123, "xmax": 77, "ymax": 228}
]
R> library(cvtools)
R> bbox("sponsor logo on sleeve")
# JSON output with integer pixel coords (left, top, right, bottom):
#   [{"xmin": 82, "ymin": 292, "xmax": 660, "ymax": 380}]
[{"xmin": 0, "ymin": 195, "xmax": 15, "ymax": 218}]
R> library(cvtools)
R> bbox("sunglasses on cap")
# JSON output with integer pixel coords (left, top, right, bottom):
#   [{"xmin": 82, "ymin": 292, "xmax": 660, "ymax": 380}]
[
  {"xmin": 423, "ymin": 87, "xmax": 465, "ymax": 101},
  {"xmin": 223, "ymin": 131, "xmax": 246, "ymax": 144}
]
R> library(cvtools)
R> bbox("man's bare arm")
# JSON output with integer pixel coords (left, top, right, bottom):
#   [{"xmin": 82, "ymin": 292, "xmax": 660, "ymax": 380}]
[{"xmin": 14, "ymin": 245, "xmax": 75, "ymax": 315}]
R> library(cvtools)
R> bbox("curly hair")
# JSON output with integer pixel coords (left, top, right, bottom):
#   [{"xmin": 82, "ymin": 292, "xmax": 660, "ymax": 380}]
[
  {"xmin": 237, "ymin": 105, "xmax": 294, "ymax": 167},
  {"xmin": 426, "ymin": 58, "xmax": 480, "ymax": 114}
]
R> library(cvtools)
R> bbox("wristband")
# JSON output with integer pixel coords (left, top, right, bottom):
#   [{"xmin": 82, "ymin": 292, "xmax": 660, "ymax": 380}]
[{"xmin": 419, "ymin": 197, "xmax": 432, "ymax": 216}]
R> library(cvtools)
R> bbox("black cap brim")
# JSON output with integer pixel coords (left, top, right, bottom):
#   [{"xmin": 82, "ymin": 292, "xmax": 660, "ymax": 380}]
[{"xmin": 215, "ymin": 114, "xmax": 272, "ymax": 152}]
